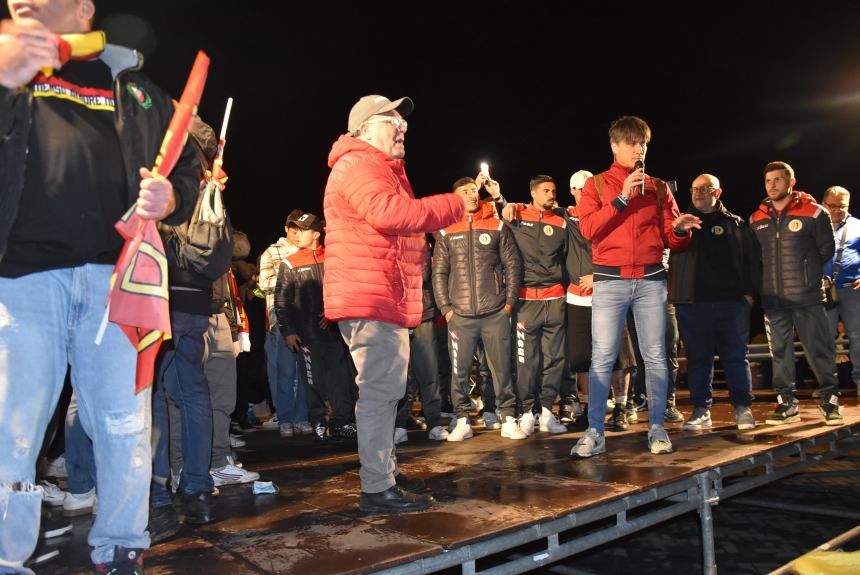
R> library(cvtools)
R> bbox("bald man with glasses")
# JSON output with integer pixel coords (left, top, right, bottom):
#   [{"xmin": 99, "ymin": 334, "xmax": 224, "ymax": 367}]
[{"xmin": 668, "ymin": 174, "xmax": 758, "ymax": 431}]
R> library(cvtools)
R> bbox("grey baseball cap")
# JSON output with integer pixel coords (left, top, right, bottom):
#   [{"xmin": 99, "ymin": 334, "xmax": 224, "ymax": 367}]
[{"xmin": 347, "ymin": 95, "xmax": 414, "ymax": 134}]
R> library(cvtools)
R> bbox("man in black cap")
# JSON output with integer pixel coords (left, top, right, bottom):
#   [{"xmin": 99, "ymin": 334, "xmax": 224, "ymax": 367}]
[
  {"xmin": 324, "ymin": 95, "xmax": 464, "ymax": 513},
  {"xmin": 275, "ymin": 213, "xmax": 358, "ymax": 444}
]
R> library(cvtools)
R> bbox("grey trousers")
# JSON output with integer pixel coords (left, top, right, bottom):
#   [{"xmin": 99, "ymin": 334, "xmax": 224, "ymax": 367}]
[
  {"xmin": 765, "ymin": 304, "xmax": 839, "ymax": 401},
  {"xmin": 339, "ymin": 319, "xmax": 409, "ymax": 493},
  {"xmin": 169, "ymin": 313, "xmax": 237, "ymax": 473}
]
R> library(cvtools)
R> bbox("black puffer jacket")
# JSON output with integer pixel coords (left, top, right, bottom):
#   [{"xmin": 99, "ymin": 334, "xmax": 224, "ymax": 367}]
[
  {"xmin": 749, "ymin": 192, "xmax": 835, "ymax": 309},
  {"xmin": 432, "ymin": 201, "xmax": 521, "ymax": 317},
  {"xmin": 275, "ymin": 246, "xmax": 339, "ymax": 343}
]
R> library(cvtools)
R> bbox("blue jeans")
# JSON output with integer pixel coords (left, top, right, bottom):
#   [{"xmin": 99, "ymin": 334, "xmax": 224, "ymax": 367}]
[
  {"xmin": 265, "ymin": 330, "xmax": 307, "ymax": 423},
  {"xmin": 676, "ymin": 299, "xmax": 754, "ymax": 409},
  {"xmin": 65, "ymin": 392, "xmax": 97, "ymax": 495},
  {"xmin": 589, "ymin": 279, "xmax": 668, "ymax": 433},
  {"xmin": 828, "ymin": 286, "xmax": 860, "ymax": 383},
  {"xmin": 0, "ymin": 264, "xmax": 151, "ymax": 570},
  {"xmin": 151, "ymin": 311, "xmax": 213, "ymax": 508}
]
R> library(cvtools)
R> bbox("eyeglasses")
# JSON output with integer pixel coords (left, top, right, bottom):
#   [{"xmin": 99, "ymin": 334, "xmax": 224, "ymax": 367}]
[
  {"xmin": 824, "ymin": 203, "xmax": 849, "ymax": 210},
  {"xmin": 364, "ymin": 117, "xmax": 408, "ymax": 132},
  {"xmin": 690, "ymin": 186, "xmax": 717, "ymax": 195}
]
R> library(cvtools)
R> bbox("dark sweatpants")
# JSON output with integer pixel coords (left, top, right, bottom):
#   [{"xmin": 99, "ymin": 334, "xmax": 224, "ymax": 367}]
[
  {"xmin": 513, "ymin": 298, "xmax": 566, "ymax": 414},
  {"xmin": 396, "ymin": 320, "xmax": 443, "ymax": 429},
  {"xmin": 301, "ymin": 338, "xmax": 357, "ymax": 427},
  {"xmin": 765, "ymin": 304, "xmax": 839, "ymax": 402},
  {"xmin": 447, "ymin": 308, "xmax": 516, "ymax": 419}
]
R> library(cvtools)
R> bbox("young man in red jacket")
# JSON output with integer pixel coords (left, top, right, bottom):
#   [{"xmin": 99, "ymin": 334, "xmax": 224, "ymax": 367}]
[
  {"xmin": 572, "ymin": 116, "xmax": 699, "ymax": 458},
  {"xmin": 323, "ymin": 95, "xmax": 464, "ymax": 514}
]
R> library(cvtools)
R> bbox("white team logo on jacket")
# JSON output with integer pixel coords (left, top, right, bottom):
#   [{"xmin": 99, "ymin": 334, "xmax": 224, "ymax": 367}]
[
  {"xmin": 788, "ymin": 219, "xmax": 803, "ymax": 232},
  {"xmin": 711, "ymin": 225, "xmax": 724, "ymax": 236},
  {"xmin": 479, "ymin": 233, "xmax": 491, "ymax": 245},
  {"xmin": 543, "ymin": 225, "xmax": 554, "ymax": 236}
]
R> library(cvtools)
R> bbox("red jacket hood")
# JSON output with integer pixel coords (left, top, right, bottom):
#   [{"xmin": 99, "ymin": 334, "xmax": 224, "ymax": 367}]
[
  {"xmin": 327, "ymin": 135, "xmax": 405, "ymax": 174},
  {"xmin": 756, "ymin": 190, "xmax": 817, "ymax": 216}
]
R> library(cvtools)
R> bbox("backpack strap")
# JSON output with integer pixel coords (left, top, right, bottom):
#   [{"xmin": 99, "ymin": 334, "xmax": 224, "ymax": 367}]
[{"xmin": 593, "ymin": 173, "xmax": 605, "ymax": 204}]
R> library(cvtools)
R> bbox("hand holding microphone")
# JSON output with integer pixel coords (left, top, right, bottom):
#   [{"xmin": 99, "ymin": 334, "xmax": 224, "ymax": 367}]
[{"xmin": 621, "ymin": 161, "xmax": 647, "ymax": 200}]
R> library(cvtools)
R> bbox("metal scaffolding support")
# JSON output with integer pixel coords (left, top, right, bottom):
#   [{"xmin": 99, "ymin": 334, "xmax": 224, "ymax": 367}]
[{"xmin": 373, "ymin": 424, "xmax": 860, "ymax": 575}]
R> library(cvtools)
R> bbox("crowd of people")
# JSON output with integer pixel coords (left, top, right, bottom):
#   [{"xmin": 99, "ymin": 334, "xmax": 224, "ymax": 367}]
[{"xmin": 0, "ymin": 2, "xmax": 857, "ymax": 574}]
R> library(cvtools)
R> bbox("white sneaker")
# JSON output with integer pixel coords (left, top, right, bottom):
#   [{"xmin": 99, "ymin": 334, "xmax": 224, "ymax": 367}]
[
  {"xmin": 230, "ymin": 434, "xmax": 247, "ymax": 448},
  {"xmin": 62, "ymin": 488, "xmax": 96, "ymax": 517},
  {"xmin": 39, "ymin": 481, "xmax": 65, "ymax": 507},
  {"xmin": 428, "ymin": 425, "xmax": 449, "ymax": 441},
  {"xmin": 501, "ymin": 416, "xmax": 528, "ymax": 440},
  {"xmin": 648, "ymin": 424, "xmax": 673, "ymax": 454},
  {"xmin": 210, "ymin": 463, "xmax": 260, "ymax": 486},
  {"xmin": 279, "ymin": 422, "xmax": 294, "ymax": 437},
  {"xmin": 262, "ymin": 416, "xmax": 280, "ymax": 430},
  {"xmin": 447, "ymin": 417, "xmax": 473, "ymax": 442},
  {"xmin": 570, "ymin": 428, "xmax": 606, "ymax": 458},
  {"xmin": 518, "ymin": 411, "xmax": 536, "ymax": 436},
  {"xmin": 294, "ymin": 421, "xmax": 313, "ymax": 435},
  {"xmin": 682, "ymin": 408, "xmax": 712, "ymax": 431},
  {"xmin": 482, "ymin": 411, "xmax": 501, "ymax": 430},
  {"xmin": 394, "ymin": 427, "xmax": 409, "ymax": 444},
  {"xmin": 539, "ymin": 407, "xmax": 568, "ymax": 434}
]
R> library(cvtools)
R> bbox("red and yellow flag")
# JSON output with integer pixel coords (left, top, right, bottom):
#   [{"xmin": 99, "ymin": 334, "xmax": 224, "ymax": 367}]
[{"xmin": 102, "ymin": 51, "xmax": 210, "ymax": 394}]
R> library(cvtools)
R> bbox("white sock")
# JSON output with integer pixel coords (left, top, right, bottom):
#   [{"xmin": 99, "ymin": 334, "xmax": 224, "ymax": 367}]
[
  {"xmin": 582, "ymin": 394, "xmax": 589, "ymax": 405},
  {"xmin": 617, "ymin": 395, "xmax": 627, "ymax": 406}
]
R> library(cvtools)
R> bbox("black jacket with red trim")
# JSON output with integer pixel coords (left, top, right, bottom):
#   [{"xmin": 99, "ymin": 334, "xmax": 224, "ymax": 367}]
[
  {"xmin": 749, "ymin": 191, "xmax": 835, "ymax": 310},
  {"xmin": 433, "ymin": 201, "xmax": 521, "ymax": 317},
  {"xmin": 274, "ymin": 246, "xmax": 339, "ymax": 343},
  {"xmin": 579, "ymin": 162, "xmax": 690, "ymax": 278},
  {"xmin": 506, "ymin": 203, "xmax": 566, "ymax": 296}
]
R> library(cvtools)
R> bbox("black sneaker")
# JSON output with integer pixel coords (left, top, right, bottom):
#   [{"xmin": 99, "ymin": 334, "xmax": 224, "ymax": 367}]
[
  {"xmin": 359, "ymin": 485, "xmax": 434, "ymax": 514},
  {"xmin": 42, "ymin": 508, "xmax": 73, "ymax": 539},
  {"xmin": 819, "ymin": 396, "xmax": 843, "ymax": 426},
  {"xmin": 570, "ymin": 410, "xmax": 589, "ymax": 431},
  {"xmin": 608, "ymin": 403, "xmax": 629, "ymax": 431},
  {"xmin": 559, "ymin": 406, "xmax": 574, "ymax": 424},
  {"xmin": 312, "ymin": 422, "xmax": 329, "ymax": 443},
  {"xmin": 331, "ymin": 422, "xmax": 357, "ymax": 442},
  {"xmin": 766, "ymin": 395, "xmax": 800, "ymax": 425},
  {"xmin": 148, "ymin": 504, "xmax": 181, "ymax": 545},
  {"xmin": 664, "ymin": 396, "xmax": 684, "ymax": 423},
  {"xmin": 634, "ymin": 393, "xmax": 648, "ymax": 412},
  {"xmin": 94, "ymin": 546, "xmax": 144, "ymax": 575},
  {"xmin": 25, "ymin": 541, "xmax": 60, "ymax": 568}
]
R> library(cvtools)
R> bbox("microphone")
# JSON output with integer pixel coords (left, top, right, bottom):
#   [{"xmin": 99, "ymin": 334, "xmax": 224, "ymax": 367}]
[{"xmin": 633, "ymin": 160, "xmax": 645, "ymax": 196}]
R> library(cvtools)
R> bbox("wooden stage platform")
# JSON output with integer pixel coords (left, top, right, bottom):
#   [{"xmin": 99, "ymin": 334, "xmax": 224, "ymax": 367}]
[{"xmin": 46, "ymin": 395, "xmax": 860, "ymax": 575}]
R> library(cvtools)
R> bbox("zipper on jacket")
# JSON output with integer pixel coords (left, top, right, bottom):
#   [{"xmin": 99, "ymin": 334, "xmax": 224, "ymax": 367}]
[
  {"xmin": 468, "ymin": 215, "xmax": 477, "ymax": 314},
  {"xmin": 772, "ymin": 208, "xmax": 783, "ymax": 305}
]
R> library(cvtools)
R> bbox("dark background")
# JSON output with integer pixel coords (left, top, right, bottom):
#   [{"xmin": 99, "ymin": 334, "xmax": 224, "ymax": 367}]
[{"xmin": 8, "ymin": 1, "xmax": 860, "ymax": 258}]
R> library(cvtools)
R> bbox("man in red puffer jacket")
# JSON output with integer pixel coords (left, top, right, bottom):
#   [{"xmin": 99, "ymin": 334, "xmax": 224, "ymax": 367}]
[{"xmin": 323, "ymin": 95, "xmax": 464, "ymax": 514}]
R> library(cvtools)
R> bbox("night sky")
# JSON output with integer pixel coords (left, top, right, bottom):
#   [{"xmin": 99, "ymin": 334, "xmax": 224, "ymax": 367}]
[{"xmin": 8, "ymin": 2, "xmax": 860, "ymax": 257}]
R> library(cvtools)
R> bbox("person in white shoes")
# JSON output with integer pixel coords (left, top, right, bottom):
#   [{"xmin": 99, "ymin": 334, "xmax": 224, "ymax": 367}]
[{"xmin": 432, "ymin": 176, "xmax": 525, "ymax": 441}]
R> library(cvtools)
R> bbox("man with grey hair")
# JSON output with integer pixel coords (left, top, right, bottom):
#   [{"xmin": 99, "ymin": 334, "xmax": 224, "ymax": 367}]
[
  {"xmin": 668, "ymin": 174, "xmax": 757, "ymax": 431},
  {"xmin": 822, "ymin": 185, "xmax": 860, "ymax": 397},
  {"xmin": 324, "ymin": 95, "xmax": 464, "ymax": 513}
]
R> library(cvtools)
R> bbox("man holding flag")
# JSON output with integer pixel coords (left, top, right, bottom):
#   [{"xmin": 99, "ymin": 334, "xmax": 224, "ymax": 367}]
[{"xmin": 0, "ymin": 1, "xmax": 199, "ymax": 572}]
